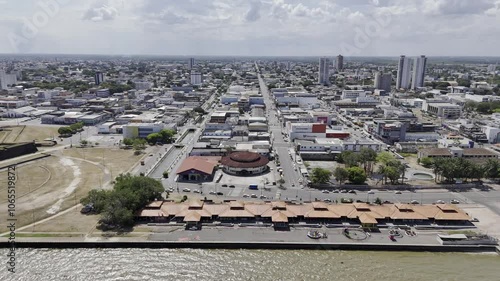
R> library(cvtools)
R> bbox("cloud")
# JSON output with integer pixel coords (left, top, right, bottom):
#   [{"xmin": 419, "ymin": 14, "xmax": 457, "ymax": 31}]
[
  {"xmin": 245, "ymin": 0, "xmax": 262, "ymax": 22},
  {"xmin": 150, "ymin": 10, "xmax": 189, "ymax": 25},
  {"xmin": 82, "ymin": 5, "xmax": 118, "ymax": 21},
  {"xmin": 421, "ymin": 0, "xmax": 495, "ymax": 15}
]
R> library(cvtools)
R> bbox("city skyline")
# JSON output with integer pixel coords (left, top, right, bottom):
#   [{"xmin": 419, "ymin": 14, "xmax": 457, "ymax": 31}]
[{"xmin": 2, "ymin": 0, "xmax": 500, "ymax": 56}]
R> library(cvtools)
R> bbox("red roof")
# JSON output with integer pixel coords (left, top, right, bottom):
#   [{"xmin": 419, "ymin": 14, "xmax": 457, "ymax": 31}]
[
  {"xmin": 176, "ymin": 157, "xmax": 217, "ymax": 175},
  {"xmin": 221, "ymin": 152, "xmax": 269, "ymax": 169}
]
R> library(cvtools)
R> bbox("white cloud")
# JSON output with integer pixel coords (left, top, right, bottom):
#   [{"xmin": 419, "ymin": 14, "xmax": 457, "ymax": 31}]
[
  {"xmin": 82, "ymin": 5, "xmax": 118, "ymax": 21},
  {"xmin": 1, "ymin": 0, "xmax": 500, "ymax": 56},
  {"xmin": 421, "ymin": 0, "xmax": 495, "ymax": 15}
]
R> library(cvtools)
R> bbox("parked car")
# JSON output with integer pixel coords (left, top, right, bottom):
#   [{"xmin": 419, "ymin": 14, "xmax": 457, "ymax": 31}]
[
  {"xmin": 80, "ymin": 204, "xmax": 94, "ymax": 214},
  {"xmin": 243, "ymin": 194, "xmax": 250, "ymax": 198},
  {"xmin": 216, "ymin": 192, "xmax": 224, "ymax": 196},
  {"xmin": 322, "ymin": 190, "xmax": 330, "ymax": 194},
  {"xmin": 323, "ymin": 198, "xmax": 332, "ymax": 203},
  {"xmin": 367, "ymin": 190, "xmax": 375, "ymax": 194},
  {"xmin": 221, "ymin": 184, "xmax": 228, "ymax": 187},
  {"xmin": 260, "ymin": 195, "xmax": 267, "ymax": 199},
  {"xmin": 348, "ymin": 190, "xmax": 357, "ymax": 194},
  {"xmin": 435, "ymin": 200, "xmax": 445, "ymax": 204},
  {"xmin": 229, "ymin": 185, "xmax": 235, "ymax": 188},
  {"xmin": 193, "ymin": 189, "xmax": 200, "ymax": 194},
  {"xmin": 251, "ymin": 194, "xmax": 258, "ymax": 198},
  {"xmin": 410, "ymin": 200, "xmax": 419, "ymax": 204},
  {"xmin": 209, "ymin": 190, "xmax": 217, "ymax": 195},
  {"xmin": 182, "ymin": 188, "xmax": 191, "ymax": 192},
  {"xmin": 394, "ymin": 191, "xmax": 402, "ymax": 194},
  {"xmin": 451, "ymin": 199, "xmax": 460, "ymax": 204},
  {"xmin": 332, "ymin": 190, "xmax": 339, "ymax": 193}
]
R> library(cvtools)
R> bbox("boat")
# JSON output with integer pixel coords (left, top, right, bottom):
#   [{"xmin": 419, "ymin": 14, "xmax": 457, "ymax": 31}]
[{"xmin": 307, "ymin": 230, "xmax": 327, "ymax": 239}]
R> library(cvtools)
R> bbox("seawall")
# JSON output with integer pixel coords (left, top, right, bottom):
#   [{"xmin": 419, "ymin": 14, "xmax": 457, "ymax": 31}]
[{"xmin": 1, "ymin": 241, "xmax": 497, "ymax": 253}]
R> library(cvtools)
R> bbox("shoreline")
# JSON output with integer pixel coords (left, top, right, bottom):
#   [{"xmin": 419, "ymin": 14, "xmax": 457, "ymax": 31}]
[{"xmin": 1, "ymin": 240, "xmax": 498, "ymax": 253}]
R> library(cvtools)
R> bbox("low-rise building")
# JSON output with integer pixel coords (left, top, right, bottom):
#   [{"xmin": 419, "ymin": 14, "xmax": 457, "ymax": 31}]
[
  {"xmin": 123, "ymin": 123, "xmax": 164, "ymax": 139},
  {"xmin": 418, "ymin": 147, "xmax": 499, "ymax": 163}
]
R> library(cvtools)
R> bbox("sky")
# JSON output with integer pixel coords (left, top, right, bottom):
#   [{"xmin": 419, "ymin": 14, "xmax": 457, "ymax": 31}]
[{"xmin": 1, "ymin": 0, "xmax": 500, "ymax": 56}]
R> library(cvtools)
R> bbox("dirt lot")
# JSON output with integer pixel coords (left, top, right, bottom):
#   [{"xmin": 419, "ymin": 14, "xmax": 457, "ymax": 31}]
[
  {"xmin": 0, "ymin": 125, "xmax": 61, "ymax": 143},
  {"xmin": 0, "ymin": 147, "xmax": 141, "ymax": 228},
  {"xmin": 28, "ymin": 209, "xmax": 100, "ymax": 233}
]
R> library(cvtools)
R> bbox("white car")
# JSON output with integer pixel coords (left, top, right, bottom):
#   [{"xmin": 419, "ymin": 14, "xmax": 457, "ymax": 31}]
[
  {"xmin": 209, "ymin": 190, "xmax": 217, "ymax": 195},
  {"xmin": 193, "ymin": 189, "xmax": 200, "ymax": 194},
  {"xmin": 243, "ymin": 194, "xmax": 250, "ymax": 198},
  {"xmin": 410, "ymin": 200, "xmax": 419, "ymax": 204},
  {"xmin": 394, "ymin": 191, "xmax": 402, "ymax": 194},
  {"xmin": 182, "ymin": 188, "xmax": 191, "ymax": 192},
  {"xmin": 322, "ymin": 190, "xmax": 330, "ymax": 194},
  {"xmin": 367, "ymin": 190, "xmax": 375, "ymax": 194},
  {"xmin": 251, "ymin": 194, "xmax": 258, "ymax": 198},
  {"xmin": 260, "ymin": 195, "xmax": 267, "ymax": 199},
  {"xmin": 435, "ymin": 200, "xmax": 445, "ymax": 204}
]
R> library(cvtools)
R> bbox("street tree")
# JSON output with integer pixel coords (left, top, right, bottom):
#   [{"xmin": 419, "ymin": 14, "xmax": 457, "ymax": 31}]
[
  {"xmin": 311, "ymin": 168, "xmax": 332, "ymax": 184},
  {"xmin": 333, "ymin": 167, "xmax": 349, "ymax": 185},
  {"xmin": 347, "ymin": 167, "xmax": 367, "ymax": 184}
]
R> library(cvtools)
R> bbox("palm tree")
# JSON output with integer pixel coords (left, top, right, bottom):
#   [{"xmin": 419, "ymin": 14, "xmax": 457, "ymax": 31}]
[
  {"xmin": 485, "ymin": 159, "xmax": 500, "ymax": 181},
  {"xmin": 431, "ymin": 158, "xmax": 445, "ymax": 183}
]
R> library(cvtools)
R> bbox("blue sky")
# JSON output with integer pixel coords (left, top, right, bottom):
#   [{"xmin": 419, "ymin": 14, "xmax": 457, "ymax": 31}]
[{"xmin": 1, "ymin": 0, "xmax": 500, "ymax": 56}]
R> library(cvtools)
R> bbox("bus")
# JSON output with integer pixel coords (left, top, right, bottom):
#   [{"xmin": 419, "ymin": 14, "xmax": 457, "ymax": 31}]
[{"xmin": 249, "ymin": 184, "xmax": 258, "ymax": 190}]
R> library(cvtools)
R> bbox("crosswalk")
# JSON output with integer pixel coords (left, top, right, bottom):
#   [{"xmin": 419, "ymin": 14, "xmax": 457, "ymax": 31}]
[{"xmin": 451, "ymin": 192, "xmax": 476, "ymax": 204}]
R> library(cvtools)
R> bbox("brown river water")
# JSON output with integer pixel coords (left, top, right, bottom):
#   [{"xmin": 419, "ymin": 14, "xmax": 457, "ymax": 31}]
[{"xmin": 1, "ymin": 249, "xmax": 499, "ymax": 281}]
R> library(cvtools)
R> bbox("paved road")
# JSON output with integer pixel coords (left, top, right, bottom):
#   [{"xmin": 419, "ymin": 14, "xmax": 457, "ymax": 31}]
[
  {"xmin": 171, "ymin": 183, "xmax": 500, "ymax": 214},
  {"xmin": 257, "ymin": 69, "xmax": 304, "ymax": 189}
]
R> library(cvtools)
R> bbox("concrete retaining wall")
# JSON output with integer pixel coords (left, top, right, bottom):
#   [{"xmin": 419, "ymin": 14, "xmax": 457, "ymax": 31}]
[{"xmin": 0, "ymin": 241, "xmax": 497, "ymax": 253}]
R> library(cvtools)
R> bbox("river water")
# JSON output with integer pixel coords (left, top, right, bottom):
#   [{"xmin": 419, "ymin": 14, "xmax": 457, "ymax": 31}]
[{"xmin": 2, "ymin": 249, "xmax": 499, "ymax": 281}]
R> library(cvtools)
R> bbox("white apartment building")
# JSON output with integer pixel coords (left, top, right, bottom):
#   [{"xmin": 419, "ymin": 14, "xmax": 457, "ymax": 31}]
[
  {"xmin": 190, "ymin": 72, "xmax": 202, "ymax": 85},
  {"xmin": 412, "ymin": 55, "xmax": 427, "ymax": 90},
  {"xmin": 318, "ymin": 57, "xmax": 330, "ymax": 86},
  {"xmin": 396, "ymin": 55, "xmax": 411, "ymax": 90}
]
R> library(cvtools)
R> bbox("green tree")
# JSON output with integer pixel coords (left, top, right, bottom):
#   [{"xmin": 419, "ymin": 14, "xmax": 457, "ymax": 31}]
[
  {"xmin": 193, "ymin": 107, "xmax": 206, "ymax": 115},
  {"xmin": 347, "ymin": 167, "xmax": 367, "ymax": 184},
  {"xmin": 81, "ymin": 174, "xmax": 163, "ymax": 229},
  {"xmin": 69, "ymin": 122, "xmax": 84, "ymax": 132},
  {"xmin": 80, "ymin": 189, "xmax": 112, "ymax": 213},
  {"xmin": 333, "ymin": 167, "xmax": 349, "ymax": 185},
  {"xmin": 159, "ymin": 129, "xmax": 176, "ymax": 144},
  {"xmin": 337, "ymin": 151, "xmax": 360, "ymax": 167},
  {"xmin": 484, "ymin": 159, "xmax": 500, "ymax": 181},
  {"xmin": 163, "ymin": 171, "xmax": 169, "ymax": 178},
  {"xmin": 58, "ymin": 127, "xmax": 74, "ymax": 136},
  {"xmin": 359, "ymin": 148, "xmax": 377, "ymax": 174},
  {"xmin": 419, "ymin": 157, "xmax": 433, "ymax": 168},
  {"xmin": 146, "ymin": 133, "xmax": 163, "ymax": 144},
  {"xmin": 376, "ymin": 152, "xmax": 395, "ymax": 165},
  {"xmin": 123, "ymin": 138, "xmax": 134, "ymax": 146},
  {"xmin": 310, "ymin": 168, "xmax": 332, "ymax": 184}
]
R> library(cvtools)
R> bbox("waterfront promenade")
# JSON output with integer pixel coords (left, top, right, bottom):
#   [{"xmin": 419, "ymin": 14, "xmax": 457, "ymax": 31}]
[{"xmin": 2, "ymin": 226, "xmax": 497, "ymax": 253}]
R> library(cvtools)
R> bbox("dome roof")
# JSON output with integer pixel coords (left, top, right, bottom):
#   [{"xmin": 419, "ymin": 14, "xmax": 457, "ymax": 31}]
[{"xmin": 221, "ymin": 152, "xmax": 269, "ymax": 169}]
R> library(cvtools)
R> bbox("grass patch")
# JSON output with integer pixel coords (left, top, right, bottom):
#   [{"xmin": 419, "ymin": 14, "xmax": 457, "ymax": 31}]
[
  {"xmin": 400, "ymin": 153, "xmax": 417, "ymax": 157},
  {"xmin": 447, "ymin": 230, "xmax": 479, "ymax": 236}
]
